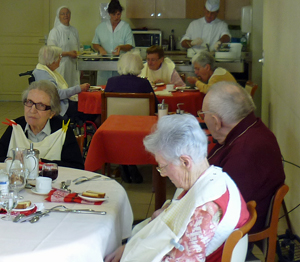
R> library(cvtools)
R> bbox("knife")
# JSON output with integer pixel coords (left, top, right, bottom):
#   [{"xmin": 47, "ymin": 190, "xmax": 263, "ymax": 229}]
[{"xmin": 49, "ymin": 208, "xmax": 106, "ymax": 215}]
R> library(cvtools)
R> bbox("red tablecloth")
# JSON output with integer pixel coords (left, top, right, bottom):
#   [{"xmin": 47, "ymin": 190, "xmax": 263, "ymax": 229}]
[{"xmin": 78, "ymin": 86, "xmax": 205, "ymax": 116}]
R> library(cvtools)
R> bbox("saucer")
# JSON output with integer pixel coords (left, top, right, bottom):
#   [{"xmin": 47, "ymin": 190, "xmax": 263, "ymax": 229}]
[
  {"xmin": 78, "ymin": 194, "xmax": 108, "ymax": 202},
  {"xmin": 12, "ymin": 204, "xmax": 35, "ymax": 212},
  {"xmin": 30, "ymin": 188, "xmax": 50, "ymax": 195}
]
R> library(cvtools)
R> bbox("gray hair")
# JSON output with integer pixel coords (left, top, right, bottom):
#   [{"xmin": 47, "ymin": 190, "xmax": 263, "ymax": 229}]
[
  {"xmin": 22, "ymin": 80, "xmax": 61, "ymax": 116},
  {"xmin": 38, "ymin": 45, "xmax": 62, "ymax": 66},
  {"xmin": 206, "ymin": 81, "xmax": 256, "ymax": 124},
  {"xmin": 117, "ymin": 50, "xmax": 144, "ymax": 75},
  {"xmin": 192, "ymin": 51, "xmax": 216, "ymax": 71},
  {"xmin": 143, "ymin": 114, "xmax": 207, "ymax": 165}
]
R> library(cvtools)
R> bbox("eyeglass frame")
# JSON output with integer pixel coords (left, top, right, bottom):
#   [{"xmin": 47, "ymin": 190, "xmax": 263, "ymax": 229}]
[
  {"xmin": 156, "ymin": 163, "xmax": 168, "ymax": 173},
  {"xmin": 24, "ymin": 99, "xmax": 52, "ymax": 111},
  {"xmin": 197, "ymin": 109, "xmax": 215, "ymax": 120}
]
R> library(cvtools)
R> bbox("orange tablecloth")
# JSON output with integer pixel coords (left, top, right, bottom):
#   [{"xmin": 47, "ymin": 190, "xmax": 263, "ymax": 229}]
[
  {"xmin": 78, "ymin": 86, "xmax": 205, "ymax": 116},
  {"xmin": 155, "ymin": 86, "xmax": 205, "ymax": 116},
  {"xmin": 85, "ymin": 115, "xmax": 166, "ymax": 209}
]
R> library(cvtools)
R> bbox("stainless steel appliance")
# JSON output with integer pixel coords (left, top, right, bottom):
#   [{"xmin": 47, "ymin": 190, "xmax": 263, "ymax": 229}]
[{"xmin": 132, "ymin": 30, "xmax": 162, "ymax": 59}]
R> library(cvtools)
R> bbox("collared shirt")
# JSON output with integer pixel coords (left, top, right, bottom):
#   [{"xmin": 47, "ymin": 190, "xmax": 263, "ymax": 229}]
[{"xmin": 25, "ymin": 120, "xmax": 51, "ymax": 142}]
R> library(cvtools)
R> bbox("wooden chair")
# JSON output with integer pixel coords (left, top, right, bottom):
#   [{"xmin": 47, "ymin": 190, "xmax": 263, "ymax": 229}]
[
  {"xmin": 101, "ymin": 92, "xmax": 156, "ymax": 124},
  {"xmin": 75, "ymin": 134, "xmax": 84, "ymax": 155},
  {"xmin": 245, "ymin": 80, "xmax": 258, "ymax": 98},
  {"xmin": 222, "ymin": 201, "xmax": 257, "ymax": 262},
  {"xmin": 247, "ymin": 184, "xmax": 289, "ymax": 262}
]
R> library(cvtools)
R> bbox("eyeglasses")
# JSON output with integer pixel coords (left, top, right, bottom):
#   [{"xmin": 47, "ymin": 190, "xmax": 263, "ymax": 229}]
[
  {"xmin": 197, "ymin": 109, "xmax": 214, "ymax": 120},
  {"xmin": 146, "ymin": 58, "xmax": 161, "ymax": 62},
  {"xmin": 24, "ymin": 100, "xmax": 51, "ymax": 111},
  {"xmin": 156, "ymin": 164, "xmax": 168, "ymax": 173},
  {"xmin": 59, "ymin": 12, "xmax": 70, "ymax": 16}
]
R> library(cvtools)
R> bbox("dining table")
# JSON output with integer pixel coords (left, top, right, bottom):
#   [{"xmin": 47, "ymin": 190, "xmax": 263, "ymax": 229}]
[
  {"xmin": 78, "ymin": 85, "xmax": 205, "ymax": 116},
  {"xmin": 84, "ymin": 115, "xmax": 167, "ymax": 210},
  {"xmin": 0, "ymin": 163, "xmax": 133, "ymax": 262}
]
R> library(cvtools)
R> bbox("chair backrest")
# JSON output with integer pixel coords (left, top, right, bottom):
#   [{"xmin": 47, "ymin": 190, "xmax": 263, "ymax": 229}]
[
  {"xmin": 248, "ymin": 184, "xmax": 289, "ymax": 262},
  {"xmin": 222, "ymin": 201, "xmax": 257, "ymax": 262},
  {"xmin": 101, "ymin": 92, "xmax": 156, "ymax": 123},
  {"xmin": 75, "ymin": 135, "xmax": 84, "ymax": 155},
  {"xmin": 245, "ymin": 80, "xmax": 258, "ymax": 98}
]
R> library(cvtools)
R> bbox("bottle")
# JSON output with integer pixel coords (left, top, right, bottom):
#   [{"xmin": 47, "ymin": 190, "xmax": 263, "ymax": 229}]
[
  {"xmin": 169, "ymin": 29, "xmax": 175, "ymax": 51},
  {"xmin": 240, "ymin": 35, "xmax": 247, "ymax": 52}
]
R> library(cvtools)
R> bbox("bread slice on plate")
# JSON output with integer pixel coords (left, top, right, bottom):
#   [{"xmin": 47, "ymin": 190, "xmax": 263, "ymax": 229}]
[
  {"xmin": 82, "ymin": 191, "xmax": 105, "ymax": 198},
  {"xmin": 15, "ymin": 201, "xmax": 31, "ymax": 209}
]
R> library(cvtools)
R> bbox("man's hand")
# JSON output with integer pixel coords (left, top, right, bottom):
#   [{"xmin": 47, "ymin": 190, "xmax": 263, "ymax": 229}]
[
  {"xmin": 104, "ymin": 245, "xmax": 126, "ymax": 262},
  {"xmin": 112, "ymin": 46, "xmax": 121, "ymax": 55},
  {"xmin": 214, "ymin": 41, "xmax": 222, "ymax": 51},
  {"xmin": 68, "ymin": 50, "xmax": 78, "ymax": 58},
  {"xmin": 191, "ymin": 38, "xmax": 203, "ymax": 46}
]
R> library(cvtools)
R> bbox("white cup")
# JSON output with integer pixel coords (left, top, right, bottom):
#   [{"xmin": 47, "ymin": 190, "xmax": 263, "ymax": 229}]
[
  {"xmin": 166, "ymin": 84, "xmax": 174, "ymax": 91},
  {"xmin": 35, "ymin": 177, "xmax": 52, "ymax": 194},
  {"xmin": 158, "ymin": 104, "xmax": 168, "ymax": 119}
]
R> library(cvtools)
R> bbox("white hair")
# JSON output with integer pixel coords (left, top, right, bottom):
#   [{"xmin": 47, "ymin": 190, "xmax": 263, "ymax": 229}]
[
  {"xmin": 206, "ymin": 81, "xmax": 256, "ymax": 124},
  {"xmin": 38, "ymin": 45, "xmax": 62, "ymax": 66},
  {"xmin": 192, "ymin": 51, "xmax": 216, "ymax": 70},
  {"xmin": 117, "ymin": 50, "xmax": 144, "ymax": 75},
  {"xmin": 143, "ymin": 114, "xmax": 207, "ymax": 165}
]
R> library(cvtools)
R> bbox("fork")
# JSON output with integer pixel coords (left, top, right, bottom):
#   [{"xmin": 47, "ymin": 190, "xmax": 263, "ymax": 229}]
[{"xmin": 74, "ymin": 175, "xmax": 109, "ymax": 185}]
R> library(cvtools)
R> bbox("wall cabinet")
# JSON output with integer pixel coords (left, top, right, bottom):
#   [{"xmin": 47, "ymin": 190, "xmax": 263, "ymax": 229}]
[{"xmin": 126, "ymin": 0, "xmax": 225, "ymax": 19}]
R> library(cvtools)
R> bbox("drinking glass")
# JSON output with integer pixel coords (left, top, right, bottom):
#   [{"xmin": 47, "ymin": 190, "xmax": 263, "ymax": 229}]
[
  {"xmin": 41, "ymin": 163, "xmax": 58, "ymax": 181},
  {"xmin": 0, "ymin": 190, "xmax": 18, "ymax": 221}
]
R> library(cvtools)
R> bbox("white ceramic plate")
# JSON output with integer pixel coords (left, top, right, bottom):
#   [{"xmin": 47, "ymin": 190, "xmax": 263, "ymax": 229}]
[
  {"xmin": 12, "ymin": 203, "xmax": 35, "ymax": 212},
  {"xmin": 31, "ymin": 188, "xmax": 50, "ymax": 196},
  {"xmin": 78, "ymin": 194, "xmax": 108, "ymax": 202},
  {"xmin": 155, "ymin": 82, "xmax": 165, "ymax": 86}
]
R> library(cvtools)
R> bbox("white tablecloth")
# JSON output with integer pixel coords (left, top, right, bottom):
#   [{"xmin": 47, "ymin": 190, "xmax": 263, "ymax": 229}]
[{"xmin": 0, "ymin": 164, "xmax": 133, "ymax": 262}]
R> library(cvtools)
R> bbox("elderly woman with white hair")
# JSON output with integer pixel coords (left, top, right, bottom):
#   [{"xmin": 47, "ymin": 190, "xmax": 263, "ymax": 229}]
[
  {"xmin": 33, "ymin": 45, "xmax": 90, "ymax": 119},
  {"xmin": 47, "ymin": 6, "xmax": 80, "ymax": 87},
  {"xmin": 187, "ymin": 51, "xmax": 236, "ymax": 94},
  {"xmin": 105, "ymin": 50, "xmax": 158, "ymax": 184},
  {"xmin": 105, "ymin": 114, "xmax": 250, "ymax": 262},
  {"xmin": 0, "ymin": 80, "xmax": 84, "ymax": 169}
]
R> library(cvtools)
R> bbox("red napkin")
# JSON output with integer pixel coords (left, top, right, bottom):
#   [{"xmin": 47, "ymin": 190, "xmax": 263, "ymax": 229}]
[{"xmin": 45, "ymin": 189, "xmax": 103, "ymax": 205}]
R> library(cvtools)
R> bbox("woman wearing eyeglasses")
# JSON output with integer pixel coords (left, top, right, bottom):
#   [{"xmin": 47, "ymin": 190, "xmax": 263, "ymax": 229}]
[
  {"xmin": 33, "ymin": 45, "xmax": 90, "ymax": 121},
  {"xmin": 0, "ymin": 80, "xmax": 84, "ymax": 169},
  {"xmin": 105, "ymin": 114, "xmax": 250, "ymax": 262}
]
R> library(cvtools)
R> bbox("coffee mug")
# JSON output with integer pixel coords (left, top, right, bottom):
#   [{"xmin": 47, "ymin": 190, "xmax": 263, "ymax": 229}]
[{"xmin": 36, "ymin": 177, "xmax": 52, "ymax": 194}]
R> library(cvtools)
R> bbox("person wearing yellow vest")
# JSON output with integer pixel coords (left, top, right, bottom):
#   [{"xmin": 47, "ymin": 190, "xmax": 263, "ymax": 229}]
[
  {"xmin": 187, "ymin": 51, "xmax": 236, "ymax": 94},
  {"xmin": 0, "ymin": 80, "xmax": 84, "ymax": 169},
  {"xmin": 140, "ymin": 45, "xmax": 185, "ymax": 87},
  {"xmin": 105, "ymin": 114, "xmax": 250, "ymax": 262}
]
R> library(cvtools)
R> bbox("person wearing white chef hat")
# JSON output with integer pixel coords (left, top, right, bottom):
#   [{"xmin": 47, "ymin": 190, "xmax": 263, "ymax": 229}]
[{"xmin": 181, "ymin": 0, "xmax": 231, "ymax": 54}]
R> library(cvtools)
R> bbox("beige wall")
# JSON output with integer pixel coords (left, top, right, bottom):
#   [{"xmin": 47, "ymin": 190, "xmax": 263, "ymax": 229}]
[{"xmin": 262, "ymin": 0, "xmax": 300, "ymax": 235}]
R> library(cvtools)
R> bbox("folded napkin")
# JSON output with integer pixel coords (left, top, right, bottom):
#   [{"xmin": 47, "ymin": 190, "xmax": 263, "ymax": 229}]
[
  {"xmin": 154, "ymin": 90, "xmax": 173, "ymax": 96},
  {"xmin": 45, "ymin": 189, "xmax": 103, "ymax": 205}
]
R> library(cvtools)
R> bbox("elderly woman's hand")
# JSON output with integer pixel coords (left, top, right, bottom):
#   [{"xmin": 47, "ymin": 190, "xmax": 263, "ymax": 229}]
[
  {"xmin": 187, "ymin": 76, "xmax": 199, "ymax": 85},
  {"xmin": 80, "ymin": 83, "xmax": 90, "ymax": 92},
  {"xmin": 104, "ymin": 245, "xmax": 125, "ymax": 262}
]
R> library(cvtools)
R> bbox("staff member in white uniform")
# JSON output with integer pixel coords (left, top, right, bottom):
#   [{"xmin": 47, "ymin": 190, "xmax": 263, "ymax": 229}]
[
  {"xmin": 181, "ymin": 0, "xmax": 230, "ymax": 53},
  {"xmin": 47, "ymin": 6, "xmax": 80, "ymax": 88},
  {"xmin": 92, "ymin": 0, "xmax": 135, "ymax": 85}
]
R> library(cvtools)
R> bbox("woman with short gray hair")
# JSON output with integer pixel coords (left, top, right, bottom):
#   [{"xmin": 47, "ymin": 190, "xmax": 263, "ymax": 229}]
[
  {"xmin": 0, "ymin": 80, "xmax": 84, "ymax": 169},
  {"xmin": 187, "ymin": 50, "xmax": 236, "ymax": 94},
  {"xmin": 105, "ymin": 50, "xmax": 158, "ymax": 184},
  {"xmin": 105, "ymin": 114, "xmax": 250, "ymax": 262},
  {"xmin": 33, "ymin": 45, "xmax": 90, "ymax": 119}
]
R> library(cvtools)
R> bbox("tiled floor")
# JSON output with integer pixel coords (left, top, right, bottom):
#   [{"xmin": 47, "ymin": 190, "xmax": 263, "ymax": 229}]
[{"xmin": 1, "ymin": 101, "xmax": 290, "ymax": 261}]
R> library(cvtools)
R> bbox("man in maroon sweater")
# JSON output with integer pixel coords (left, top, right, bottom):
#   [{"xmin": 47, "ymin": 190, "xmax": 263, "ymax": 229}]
[{"xmin": 200, "ymin": 81, "xmax": 285, "ymax": 233}]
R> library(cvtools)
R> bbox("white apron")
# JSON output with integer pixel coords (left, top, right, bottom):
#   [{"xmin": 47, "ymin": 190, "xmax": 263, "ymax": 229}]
[
  {"xmin": 7, "ymin": 120, "xmax": 69, "ymax": 161},
  {"xmin": 121, "ymin": 166, "xmax": 241, "ymax": 262}
]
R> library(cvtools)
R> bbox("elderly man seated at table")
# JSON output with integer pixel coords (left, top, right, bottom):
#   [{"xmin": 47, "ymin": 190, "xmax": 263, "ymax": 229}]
[
  {"xmin": 105, "ymin": 114, "xmax": 250, "ymax": 262},
  {"xmin": 140, "ymin": 45, "xmax": 185, "ymax": 87},
  {"xmin": 106, "ymin": 50, "xmax": 159, "ymax": 184},
  {"xmin": 0, "ymin": 80, "xmax": 84, "ymax": 169},
  {"xmin": 200, "ymin": 81, "xmax": 285, "ymax": 234},
  {"xmin": 33, "ymin": 45, "xmax": 94, "ymax": 122},
  {"xmin": 187, "ymin": 51, "xmax": 236, "ymax": 94}
]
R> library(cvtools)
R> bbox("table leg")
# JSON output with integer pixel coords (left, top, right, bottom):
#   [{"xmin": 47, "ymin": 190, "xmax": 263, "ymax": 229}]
[{"xmin": 152, "ymin": 165, "xmax": 166, "ymax": 210}]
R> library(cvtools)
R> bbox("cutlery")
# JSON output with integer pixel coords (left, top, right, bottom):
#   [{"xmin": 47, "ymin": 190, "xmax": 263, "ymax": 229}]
[
  {"xmin": 29, "ymin": 211, "xmax": 50, "ymax": 223},
  {"xmin": 18, "ymin": 211, "xmax": 44, "ymax": 223},
  {"xmin": 46, "ymin": 205, "xmax": 106, "ymax": 215},
  {"xmin": 74, "ymin": 175, "xmax": 110, "ymax": 185}
]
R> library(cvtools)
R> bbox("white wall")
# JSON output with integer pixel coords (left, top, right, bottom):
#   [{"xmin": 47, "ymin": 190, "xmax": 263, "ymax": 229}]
[{"xmin": 262, "ymin": 0, "xmax": 300, "ymax": 235}]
